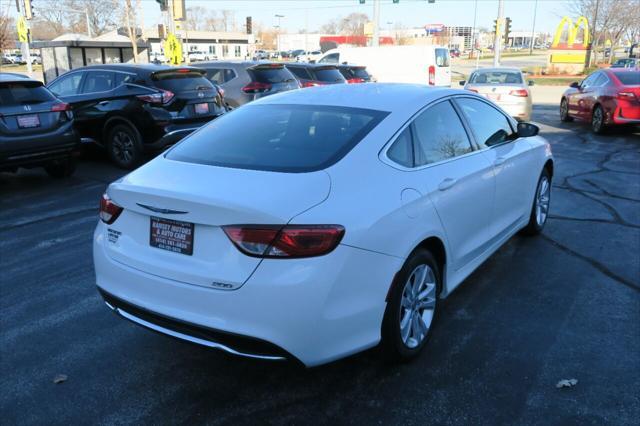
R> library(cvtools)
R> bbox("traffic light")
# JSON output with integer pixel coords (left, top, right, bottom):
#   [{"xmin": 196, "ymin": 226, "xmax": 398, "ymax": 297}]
[
  {"xmin": 156, "ymin": 0, "xmax": 168, "ymax": 12},
  {"xmin": 428, "ymin": 0, "xmax": 435, "ymax": 3},
  {"xmin": 359, "ymin": 0, "xmax": 365, "ymax": 4},
  {"xmin": 393, "ymin": 0, "xmax": 399, "ymax": 3},
  {"xmin": 504, "ymin": 17, "xmax": 512, "ymax": 45},
  {"xmin": 493, "ymin": 19, "xmax": 498, "ymax": 35},
  {"xmin": 24, "ymin": 0, "xmax": 33, "ymax": 20},
  {"xmin": 246, "ymin": 16, "xmax": 252, "ymax": 34},
  {"xmin": 173, "ymin": 0, "xmax": 185, "ymax": 21}
]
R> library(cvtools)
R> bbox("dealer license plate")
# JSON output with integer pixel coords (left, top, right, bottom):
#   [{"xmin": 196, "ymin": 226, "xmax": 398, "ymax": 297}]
[{"xmin": 150, "ymin": 216, "xmax": 194, "ymax": 255}]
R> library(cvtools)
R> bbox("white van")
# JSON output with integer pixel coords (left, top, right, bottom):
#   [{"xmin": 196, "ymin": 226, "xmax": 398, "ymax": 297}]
[{"xmin": 317, "ymin": 45, "xmax": 451, "ymax": 87}]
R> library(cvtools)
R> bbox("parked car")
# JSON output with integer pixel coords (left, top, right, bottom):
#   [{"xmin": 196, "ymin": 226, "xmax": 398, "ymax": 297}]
[
  {"xmin": 285, "ymin": 63, "xmax": 346, "ymax": 87},
  {"xmin": 94, "ymin": 83, "xmax": 553, "ymax": 367},
  {"xmin": 296, "ymin": 50, "xmax": 323, "ymax": 63},
  {"xmin": 289, "ymin": 49, "xmax": 305, "ymax": 59},
  {"xmin": 317, "ymin": 45, "xmax": 451, "ymax": 86},
  {"xmin": 336, "ymin": 64, "xmax": 372, "ymax": 83},
  {"xmin": 560, "ymin": 68, "xmax": 640, "ymax": 133},
  {"xmin": 46, "ymin": 64, "xmax": 227, "ymax": 169},
  {"xmin": 187, "ymin": 51, "xmax": 213, "ymax": 62},
  {"xmin": 253, "ymin": 50, "xmax": 269, "ymax": 60},
  {"xmin": 460, "ymin": 67, "xmax": 534, "ymax": 121},
  {"xmin": 3, "ymin": 53, "xmax": 23, "ymax": 64},
  {"xmin": 0, "ymin": 73, "xmax": 79, "ymax": 177},
  {"xmin": 450, "ymin": 48, "xmax": 461, "ymax": 58},
  {"xmin": 611, "ymin": 58, "xmax": 638, "ymax": 68},
  {"xmin": 195, "ymin": 61, "xmax": 299, "ymax": 108}
]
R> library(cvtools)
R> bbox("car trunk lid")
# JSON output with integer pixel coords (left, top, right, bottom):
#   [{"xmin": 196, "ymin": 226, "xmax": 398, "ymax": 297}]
[
  {"xmin": 0, "ymin": 81, "xmax": 68, "ymax": 136},
  {"xmin": 102, "ymin": 157, "xmax": 331, "ymax": 290},
  {"xmin": 466, "ymin": 84, "xmax": 529, "ymax": 104}
]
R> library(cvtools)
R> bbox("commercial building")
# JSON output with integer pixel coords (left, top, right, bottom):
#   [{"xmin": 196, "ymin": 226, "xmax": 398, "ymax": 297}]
[{"xmin": 143, "ymin": 28, "xmax": 255, "ymax": 60}]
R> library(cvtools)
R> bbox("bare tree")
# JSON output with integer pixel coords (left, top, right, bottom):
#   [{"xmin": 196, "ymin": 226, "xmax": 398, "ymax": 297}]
[
  {"xmin": 339, "ymin": 13, "xmax": 369, "ymax": 36},
  {"xmin": 0, "ymin": 0, "xmax": 13, "ymax": 50},
  {"xmin": 569, "ymin": 0, "xmax": 638, "ymax": 64},
  {"xmin": 123, "ymin": 0, "xmax": 140, "ymax": 62},
  {"xmin": 320, "ymin": 19, "xmax": 339, "ymax": 35},
  {"xmin": 27, "ymin": 0, "xmax": 117, "ymax": 40},
  {"xmin": 220, "ymin": 10, "xmax": 236, "ymax": 32}
]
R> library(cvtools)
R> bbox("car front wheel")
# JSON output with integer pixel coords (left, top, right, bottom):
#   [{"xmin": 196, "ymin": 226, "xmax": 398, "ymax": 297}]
[
  {"xmin": 381, "ymin": 248, "xmax": 440, "ymax": 362},
  {"xmin": 560, "ymin": 98, "xmax": 573, "ymax": 122}
]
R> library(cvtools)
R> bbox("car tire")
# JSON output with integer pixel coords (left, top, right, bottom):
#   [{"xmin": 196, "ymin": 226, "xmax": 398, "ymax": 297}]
[
  {"xmin": 45, "ymin": 156, "xmax": 76, "ymax": 178},
  {"xmin": 106, "ymin": 123, "xmax": 143, "ymax": 170},
  {"xmin": 560, "ymin": 98, "xmax": 573, "ymax": 122},
  {"xmin": 381, "ymin": 248, "xmax": 440, "ymax": 363},
  {"xmin": 521, "ymin": 168, "xmax": 552, "ymax": 236},
  {"xmin": 591, "ymin": 105, "xmax": 606, "ymax": 134}
]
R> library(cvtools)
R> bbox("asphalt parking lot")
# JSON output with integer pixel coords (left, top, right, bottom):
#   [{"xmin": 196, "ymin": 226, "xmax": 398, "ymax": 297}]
[{"xmin": 1, "ymin": 106, "xmax": 639, "ymax": 425}]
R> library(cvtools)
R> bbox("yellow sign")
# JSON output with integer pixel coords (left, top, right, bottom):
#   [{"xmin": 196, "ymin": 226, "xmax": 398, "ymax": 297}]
[
  {"xmin": 17, "ymin": 16, "xmax": 28, "ymax": 43},
  {"xmin": 364, "ymin": 22, "xmax": 374, "ymax": 37},
  {"xmin": 550, "ymin": 53, "xmax": 587, "ymax": 64},
  {"xmin": 164, "ymin": 33, "xmax": 183, "ymax": 65},
  {"xmin": 552, "ymin": 16, "xmax": 589, "ymax": 48}
]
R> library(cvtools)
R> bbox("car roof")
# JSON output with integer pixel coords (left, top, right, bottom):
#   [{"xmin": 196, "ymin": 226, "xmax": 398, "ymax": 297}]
[
  {"xmin": 0, "ymin": 72, "xmax": 40, "ymax": 83},
  {"xmin": 285, "ymin": 63, "xmax": 337, "ymax": 69},
  {"xmin": 473, "ymin": 67, "xmax": 523, "ymax": 74},
  {"xmin": 62, "ymin": 63, "xmax": 204, "ymax": 75},
  {"xmin": 251, "ymin": 82, "xmax": 456, "ymax": 113},
  {"xmin": 195, "ymin": 60, "xmax": 280, "ymax": 68}
]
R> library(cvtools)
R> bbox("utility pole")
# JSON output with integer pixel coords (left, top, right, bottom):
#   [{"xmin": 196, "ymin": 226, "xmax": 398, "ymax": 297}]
[
  {"xmin": 372, "ymin": 0, "xmax": 380, "ymax": 47},
  {"xmin": 19, "ymin": 0, "xmax": 32, "ymax": 76},
  {"xmin": 493, "ymin": 0, "xmax": 504, "ymax": 67},
  {"xmin": 529, "ymin": 0, "xmax": 537, "ymax": 55},
  {"xmin": 471, "ymin": 0, "xmax": 478, "ymax": 62},
  {"xmin": 275, "ymin": 14, "xmax": 284, "ymax": 52}
]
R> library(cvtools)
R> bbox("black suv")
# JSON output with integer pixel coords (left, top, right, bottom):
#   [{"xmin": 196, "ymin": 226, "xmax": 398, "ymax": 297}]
[
  {"xmin": 284, "ymin": 63, "xmax": 346, "ymax": 87},
  {"xmin": 1, "ymin": 73, "xmax": 79, "ymax": 177},
  {"xmin": 46, "ymin": 64, "xmax": 226, "ymax": 169},
  {"xmin": 194, "ymin": 61, "xmax": 299, "ymax": 108},
  {"xmin": 336, "ymin": 64, "xmax": 372, "ymax": 83}
]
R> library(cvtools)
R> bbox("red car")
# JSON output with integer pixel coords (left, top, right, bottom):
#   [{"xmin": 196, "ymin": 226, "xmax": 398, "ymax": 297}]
[{"xmin": 560, "ymin": 68, "xmax": 640, "ymax": 133}]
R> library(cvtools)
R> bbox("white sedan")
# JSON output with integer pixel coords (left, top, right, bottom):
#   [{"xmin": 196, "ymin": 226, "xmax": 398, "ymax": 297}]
[{"xmin": 94, "ymin": 84, "xmax": 553, "ymax": 367}]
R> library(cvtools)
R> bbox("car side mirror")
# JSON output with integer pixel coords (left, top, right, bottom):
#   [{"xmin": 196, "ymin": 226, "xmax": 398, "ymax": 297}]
[
  {"xmin": 517, "ymin": 122, "xmax": 539, "ymax": 137},
  {"xmin": 458, "ymin": 80, "xmax": 466, "ymax": 86},
  {"xmin": 528, "ymin": 80, "xmax": 535, "ymax": 86},
  {"xmin": 570, "ymin": 81, "xmax": 580, "ymax": 88}
]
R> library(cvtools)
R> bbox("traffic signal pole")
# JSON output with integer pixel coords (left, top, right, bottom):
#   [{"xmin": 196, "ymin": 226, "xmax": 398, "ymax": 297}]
[
  {"xmin": 372, "ymin": 0, "xmax": 380, "ymax": 47},
  {"xmin": 493, "ymin": 0, "xmax": 504, "ymax": 67},
  {"xmin": 19, "ymin": 0, "xmax": 32, "ymax": 76}
]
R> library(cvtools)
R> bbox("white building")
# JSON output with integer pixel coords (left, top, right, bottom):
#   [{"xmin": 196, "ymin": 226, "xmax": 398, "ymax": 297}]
[{"xmin": 142, "ymin": 28, "xmax": 255, "ymax": 60}]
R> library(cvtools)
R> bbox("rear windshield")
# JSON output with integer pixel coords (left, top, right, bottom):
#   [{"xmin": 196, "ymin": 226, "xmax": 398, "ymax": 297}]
[
  {"xmin": 435, "ymin": 48, "xmax": 450, "ymax": 67},
  {"xmin": 351, "ymin": 68, "xmax": 370, "ymax": 79},
  {"xmin": 314, "ymin": 68, "xmax": 346, "ymax": 83},
  {"xmin": 0, "ymin": 81, "xmax": 56, "ymax": 106},
  {"xmin": 249, "ymin": 66, "xmax": 296, "ymax": 84},
  {"xmin": 151, "ymin": 71, "xmax": 214, "ymax": 92},
  {"xmin": 470, "ymin": 71, "xmax": 523, "ymax": 84},
  {"xmin": 166, "ymin": 104, "xmax": 389, "ymax": 172},
  {"xmin": 613, "ymin": 71, "xmax": 640, "ymax": 85}
]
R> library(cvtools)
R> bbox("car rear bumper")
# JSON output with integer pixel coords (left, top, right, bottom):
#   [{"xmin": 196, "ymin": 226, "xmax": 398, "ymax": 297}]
[
  {"xmin": 497, "ymin": 102, "xmax": 532, "ymax": 121},
  {"xmin": 0, "ymin": 126, "xmax": 79, "ymax": 169},
  {"xmin": 93, "ymin": 223, "xmax": 403, "ymax": 366}
]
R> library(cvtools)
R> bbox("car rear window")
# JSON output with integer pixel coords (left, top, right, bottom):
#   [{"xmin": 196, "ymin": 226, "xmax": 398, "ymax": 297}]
[
  {"xmin": 314, "ymin": 68, "xmax": 345, "ymax": 83},
  {"xmin": 166, "ymin": 104, "xmax": 389, "ymax": 173},
  {"xmin": 249, "ymin": 66, "xmax": 296, "ymax": 84},
  {"xmin": 288, "ymin": 67, "xmax": 312, "ymax": 80},
  {"xmin": 470, "ymin": 71, "xmax": 523, "ymax": 84},
  {"xmin": 151, "ymin": 71, "xmax": 214, "ymax": 92},
  {"xmin": 435, "ymin": 48, "xmax": 450, "ymax": 67},
  {"xmin": 0, "ymin": 81, "xmax": 56, "ymax": 106},
  {"xmin": 613, "ymin": 71, "xmax": 640, "ymax": 85},
  {"xmin": 351, "ymin": 67, "xmax": 370, "ymax": 79}
]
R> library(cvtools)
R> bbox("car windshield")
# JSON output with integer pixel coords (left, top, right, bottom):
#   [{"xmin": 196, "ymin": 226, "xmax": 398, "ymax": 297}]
[
  {"xmin": 151, "ymin": 71, "xmax": 213, "ymax": 92},
  {"xmin": 613, "ymin": 71, "xmax": 640, "ymax": 85},
  {"xmin": 166, "ymin": 104, "xmax": 389, "ymax": 172},
  {"xmin": 0, "ymin": 81, "xmax": 56, "ymax": 106},
  {"xmin": 470, "ymin": 71, "xmax": 523, "ymax": 84}
]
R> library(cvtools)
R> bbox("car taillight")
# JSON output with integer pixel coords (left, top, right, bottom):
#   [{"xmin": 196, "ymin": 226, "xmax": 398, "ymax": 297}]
[
  {"xmin": 347, "ymin": 78, "xmax": 365, "ymax": 84},
  {"xmin": 222, "ymin": 225, "xmax": 345, "ymax": 258},
  {"xmin": 509, "ymin": 89, "xmax": 529, "ymax": 97},
  {"xmin": 428, "ymin": 65, "xmax": 435, "ymax": 85},
  {"xmin": 137, "ymin": 89, "xmax": 174, "ymax": 104},
  {"xmin": 617, "ymin": 91, "xmax": 637, "ymax": 100},
  {"xmin": 242, "ymin": 81, "xmax": 272, "ymax": 93},
  {"xmin": 99, "ymin": 193, "xmax": 123, "ymax": 225},
  {"xmin": 51, "ymin": 102, "xmax": 70, "ymax": 112}
]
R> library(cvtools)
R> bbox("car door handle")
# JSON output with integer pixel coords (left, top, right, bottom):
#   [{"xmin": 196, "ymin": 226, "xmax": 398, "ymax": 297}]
[
  {"xmin": 494, "ymin": 156, "xmax": 506, "ymax": 166},
  {"xmin": 98, "ymin": 101, "xmax": 110, "ymax": 106},
  {"xmin": 438, "ymin": 178, "xmax": 458, "ymax": 191}
]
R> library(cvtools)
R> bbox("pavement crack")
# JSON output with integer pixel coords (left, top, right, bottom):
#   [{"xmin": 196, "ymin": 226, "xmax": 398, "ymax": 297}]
[
  {"xmin": 540, "ymin": 234, "xmax": 640, "ymax": 293},
  {"xmin": 547, "ymin": 215, "xmax": 640, "ymax": 229}
]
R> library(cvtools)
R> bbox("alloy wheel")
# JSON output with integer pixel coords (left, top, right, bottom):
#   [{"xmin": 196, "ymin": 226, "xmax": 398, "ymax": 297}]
[
  {"xmin": 592, "ymin": 107, "xmax": 603, "ymax": 132},
  {"xmin": 112, "ymin": 131, "xmax": 134, "ymax": 164},
  {"xmin": 535, "ymin": 175, "xmax": 551, "ymax": 227},
  {"xmin": 399, "ymin": 264, "xmax": 437, "ymax": 349},
  {"xmin": 560, "ymin": 100, "xmax": 568, "ymax": 119}
]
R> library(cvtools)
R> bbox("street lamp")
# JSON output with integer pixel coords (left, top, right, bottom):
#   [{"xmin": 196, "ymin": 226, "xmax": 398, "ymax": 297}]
[{"xmin": 275, "ymin": 14, "xmax": 284, "ymax": 52}]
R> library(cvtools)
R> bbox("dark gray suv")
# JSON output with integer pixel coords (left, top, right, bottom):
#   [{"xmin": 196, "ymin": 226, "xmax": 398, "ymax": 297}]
[{"xmin": 195, "ymin": 61, "xmax": 300, "ymax": 108}]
